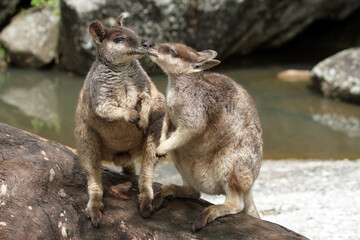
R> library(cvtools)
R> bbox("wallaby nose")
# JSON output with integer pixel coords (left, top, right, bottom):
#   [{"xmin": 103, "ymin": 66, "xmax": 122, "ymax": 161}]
[{"xmin": 142, "ymin": 41, "xmax": 152, "ymax": 49}]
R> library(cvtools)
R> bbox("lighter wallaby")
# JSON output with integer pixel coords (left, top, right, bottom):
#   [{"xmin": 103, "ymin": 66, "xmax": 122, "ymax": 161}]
[
  {"xmin": 74, "ymin": 14, "xmax": 165, "ymax": 227},
  {"xmin": 148, "ymin": 42, "xmax": 262, "ymax": 231}
]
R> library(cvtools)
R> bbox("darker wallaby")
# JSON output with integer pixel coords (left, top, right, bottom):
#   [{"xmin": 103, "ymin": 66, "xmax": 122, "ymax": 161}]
[
  {"xmin": 74, "ymin": 14, "xmax": 165, "ymax": 227},
  {"xmin": 148, "ymin": 42, "xmax": 262, "ymax": 231}
]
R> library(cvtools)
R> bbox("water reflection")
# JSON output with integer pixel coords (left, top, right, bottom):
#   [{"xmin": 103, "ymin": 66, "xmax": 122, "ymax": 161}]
[
  {"xmin": 0, "ymin": 66, "xmax": 359, "ymax": 159},
  {"xmin": 0, "ymin": 68, "xmax": 82, "ymax": 147},
  {"xmin": 312, "ymin": 114, "xmax": 360, "ymax": 138},
  {"xmin": 0, "ymin": 79, "xmax": 60, "ymax": 132}
]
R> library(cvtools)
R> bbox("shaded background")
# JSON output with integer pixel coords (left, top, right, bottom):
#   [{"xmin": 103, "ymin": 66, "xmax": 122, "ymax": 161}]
[{"xmin": 0, "ymin": 0, "xmax": 360, "ymax": 159}]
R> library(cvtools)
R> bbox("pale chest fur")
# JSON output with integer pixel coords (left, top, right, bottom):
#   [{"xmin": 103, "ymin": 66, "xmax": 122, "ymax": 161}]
[
  {"xmin": 88, "ymin": 77, "xmax": 149, "ymax": 152},
  {"xmin": 115, "ymin": 82, "xmax": 139, "ymax": 110},
  {"xmin": 166, "ymin": 78, "xmax": 179, "ymax": 127}
]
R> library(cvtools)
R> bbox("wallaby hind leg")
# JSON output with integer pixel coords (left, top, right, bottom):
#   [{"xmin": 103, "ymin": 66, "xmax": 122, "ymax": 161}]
[
  {"xmin": 192, "ymin": 187, "xmax": 244, "ymax": 232},
  {"xmin": 152, "ymin": 183, "xmax": 200, "ymax": 211},
  {"xmin": 243, "ymin": 189, "xmax": 260, "ymax": 218},
  {"xmin": 75, "ymin": 127, "xmax": 103, "ymax": 227},
  {"xmin": 138, "ymin": 135, "xmax": 159, "ymax": 218}
]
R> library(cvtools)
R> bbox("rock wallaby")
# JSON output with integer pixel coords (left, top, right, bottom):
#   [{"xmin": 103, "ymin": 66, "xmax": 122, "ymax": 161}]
[
  {"xmin": 148, "ymin": 42, "xmax": 263, "ymax": 231},
  {"xmin": 74, "ymin": 14, "xmax": 165, "ymax": 227}
]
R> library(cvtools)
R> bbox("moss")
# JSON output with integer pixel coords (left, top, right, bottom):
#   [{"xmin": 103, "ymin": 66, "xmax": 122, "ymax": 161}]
[
  {"xmin": 30, "ymin": 0, "xmax": 60, "ymax": 16},
  {"xmin": 0, "ymin": 43, "xmax": 10, "ymax": 63}
]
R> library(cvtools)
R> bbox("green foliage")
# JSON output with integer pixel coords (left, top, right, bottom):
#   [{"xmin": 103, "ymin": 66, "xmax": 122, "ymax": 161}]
[
  {"xmin": 30, "ymin": 117, "xmax": 60, "ymax": 133},
  {"xmin": 19, "ymin": 8, "xmax": 26, "ymax": 14},
  {"xmin": 30, "ymin": 0, "xmax": 59, "ymax": 8},
  {"xmin": 0, "ymin": 43, "xmax": 10, "ymax": 63},
  {"xmin": 30, "ymin": 118, "xmax": 45, "ymax": 131},
  {"xmin": 30, "ymin": 0, "xmax": 60, "ymax": 16}
]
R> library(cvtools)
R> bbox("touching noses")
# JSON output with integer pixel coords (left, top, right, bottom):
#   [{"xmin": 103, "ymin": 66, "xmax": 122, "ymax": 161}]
[{"xmin": 142, "ymin": 41, "xmax": 153, "ymax": 48}]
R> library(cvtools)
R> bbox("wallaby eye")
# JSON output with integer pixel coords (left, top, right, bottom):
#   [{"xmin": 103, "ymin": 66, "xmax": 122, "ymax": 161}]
[
  {"xmin": 113, "ymin": 37, "xmax": 124, "ymax": 43},
  {"xmin": 170, "ymin": 49, "xmax": 179, "ymax": 58}
]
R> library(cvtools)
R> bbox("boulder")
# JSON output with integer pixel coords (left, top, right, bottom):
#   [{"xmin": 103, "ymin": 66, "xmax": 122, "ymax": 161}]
[
  {"xmin": 0, "ymin": 123, "xmax": 308, "ymax": 239},
  {"xmin": 58, "ymin": 0, "xmax": 360, "ymax": 75},
  {"xmin": 0, "ymin": 8, "xmax": 59, "ymax": 68},
  {"xmin": 277, "ymin": 69, "xmax": 311, "ymax": 82},
  {"xmin": 311, "ymin": 48, "xmax": 360, "ymax": 104},
  {"xmin": 0, "ymin": 0, "xmax": 21, "ymax": 26}
]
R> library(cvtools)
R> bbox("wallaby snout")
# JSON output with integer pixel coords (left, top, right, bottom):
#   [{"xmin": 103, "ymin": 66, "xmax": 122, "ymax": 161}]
[{"xmin": 142, "ymin": 41, "xmax": 153, "ymax": 49}]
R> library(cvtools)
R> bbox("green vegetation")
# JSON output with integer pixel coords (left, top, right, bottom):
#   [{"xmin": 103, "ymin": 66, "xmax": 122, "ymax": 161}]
[
  {"xmin": 30, "ymin": 0, "xmax": 60, "ymax": 15},
  {"xmin": 0, "ymin": 43, "xmax": 9, "ymax": 63},
  {"xmin": 30, "ymin": 0, "xmax": 59, "ymax": 8},
  {"xmin": 30, "ymin": 117, "xmax": 60, "ymax": 133}
]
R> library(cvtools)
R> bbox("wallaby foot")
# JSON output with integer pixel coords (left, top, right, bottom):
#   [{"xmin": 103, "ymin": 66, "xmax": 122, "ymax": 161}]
[
  {"xmin": 138, "ymin": 192, "xmax": 153, "ymax": 218},
  {"xmin": 85, "ymin": 201, "xmax": 104, "ymax": 227},
  {"xmin": 152, "ymin": 184, "xmax": 200, "ymax": 211},
  {"xmin": 192, "ymin": 201, "xmax": 242, "ymax": 232}
]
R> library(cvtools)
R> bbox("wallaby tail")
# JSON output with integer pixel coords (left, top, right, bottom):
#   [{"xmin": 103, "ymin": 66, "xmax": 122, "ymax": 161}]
[{"xmin": 243, "ymin": 189, "xmax": 260, "ymax": 219}]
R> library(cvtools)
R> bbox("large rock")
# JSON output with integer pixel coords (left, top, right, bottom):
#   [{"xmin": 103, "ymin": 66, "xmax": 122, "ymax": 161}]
[
  {"xmin": 0, "ymin": 123, "xmax": 308, "ymax": 239},
  {"xmin": 0, "ymin": 0, "xmax": 21, "ymax": 26},
  {"xmin": 311, "ymin": 48, "xmax": 360, "ymax": 104},
  {"xmin": 0, "ymin": 8, "xmax": 59, "ymax": 68},
  {"xmin": 59, "ymin": 0, "xmax": 360, "ymax": 75}
]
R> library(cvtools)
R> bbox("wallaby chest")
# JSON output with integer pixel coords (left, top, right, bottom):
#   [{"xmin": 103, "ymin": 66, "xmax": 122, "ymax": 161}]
[{"xmin": 114, "ymin": 81, "xmax": 140, "ymax": 109}]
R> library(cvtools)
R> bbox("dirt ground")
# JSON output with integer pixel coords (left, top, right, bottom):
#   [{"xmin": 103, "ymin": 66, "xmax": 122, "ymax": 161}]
[{"xmin": 151, "ymin": 159, "xmax": 360, "ymax": 240}]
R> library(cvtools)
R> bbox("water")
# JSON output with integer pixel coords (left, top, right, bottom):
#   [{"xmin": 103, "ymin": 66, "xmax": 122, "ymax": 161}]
[{"xmin": 1, "ymin": 66, "xmax": 360, "ymax": 159}]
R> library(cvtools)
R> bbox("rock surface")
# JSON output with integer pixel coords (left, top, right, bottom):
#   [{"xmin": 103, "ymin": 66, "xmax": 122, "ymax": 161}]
[
  {"xmin": 0, "ymin": 0, "xmax": 21, "ymax": 26},
  {"xmin": 311, "ymin": 48, "xmax": 360, "ymax": 104},
  {"xmin": 276, "ymin": 69, "xmax": 311, "ymax": 82},
  {"xmin": 0, "ymin": 123, "xmax": 308, "ymax": 239},
  {"xmin": 59, "ymin": 0, "xmax": 360, "ymax": 75},
  {"xmin": 0, "ymin": 8, "xmax": 59, "ymax": 68}
]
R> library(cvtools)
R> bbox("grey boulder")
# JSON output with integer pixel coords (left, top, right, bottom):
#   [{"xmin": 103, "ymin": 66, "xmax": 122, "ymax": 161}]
[
  {"xmin": 0, "ymin": 8, "xmax": 59, "ymax": 68},
  {"xmin": 58, "ymin": 0, "xmax": 360, "ymax": 75},
  {"xmin": 311, "ymin": 48, "xmax": 360, "ymax": 104}
]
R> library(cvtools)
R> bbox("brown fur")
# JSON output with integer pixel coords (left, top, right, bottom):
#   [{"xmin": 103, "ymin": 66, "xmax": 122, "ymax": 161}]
[
  {"xmin": 75, "ymin": 15, "xmax": 165, "ymax": 226},
  {"xmin": 148, "ymin": 42, "xmax": 263, "ymax": 231}
]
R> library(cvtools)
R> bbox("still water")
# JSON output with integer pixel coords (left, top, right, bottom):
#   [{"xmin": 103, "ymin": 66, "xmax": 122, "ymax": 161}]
[{"xmin": 0, "ymin": 66, "xmax": 359, "ymax": 159}]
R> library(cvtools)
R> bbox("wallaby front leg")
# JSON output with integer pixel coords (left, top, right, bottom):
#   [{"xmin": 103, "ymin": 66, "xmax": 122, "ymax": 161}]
[
  {"xmin": 156, "ymin": 127, "xmax": 194, "ymax": 157},
  {"xmin": 136, "ymin": 92, "xmax": 152, "ymax": 131},
  {"xmin": 96, "ymin": 101, "xmax": 140, "ymax": 123},
  {"xmin": 138, "ymin": 135, "xmax": 158, "ymax": 218},
  {"xmin": 159, "ymin": 111, "xmax": 170, "ymax": 144}
]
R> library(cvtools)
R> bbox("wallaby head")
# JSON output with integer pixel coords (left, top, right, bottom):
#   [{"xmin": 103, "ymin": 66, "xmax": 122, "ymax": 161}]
[
  {"xmin": 148, "ymin": 42, "xmax": 220, "ymax": 75},
  {"xmin": 89, "ymin": 13, "xmax": 152, "ymax": 65}
]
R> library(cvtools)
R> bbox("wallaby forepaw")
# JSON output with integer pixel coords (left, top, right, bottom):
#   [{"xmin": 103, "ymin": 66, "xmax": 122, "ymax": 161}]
[
  {"xmin": 128, "ymin": 110, "xmax": 140, "ymax": 123},
  {"xmin": 192, "ymin": 208, "xmax": 211, "ymax": 232},
  {"xmin": 85, "ymin": 206, "xmax": 103, "ymax": 227},
  {"xmin": 155, "ymin": 146, "xmax": 167, "ymax": 158},
  {"xmin": 136, "ymin": 118, "xmax": 148, "ymax": 133},
  {"xmin": 156, "ymin": 152, "xmax": 167, "ymax": 158}
]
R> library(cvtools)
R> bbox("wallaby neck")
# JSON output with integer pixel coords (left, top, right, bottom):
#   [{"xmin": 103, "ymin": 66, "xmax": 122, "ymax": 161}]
[
  {"xmin": 168, "ymin": 72, "xmax": 202, "ymax": 89},
  {"xmin": 97, "ymin": 57, "xmax": 140, "ymax": 74}
]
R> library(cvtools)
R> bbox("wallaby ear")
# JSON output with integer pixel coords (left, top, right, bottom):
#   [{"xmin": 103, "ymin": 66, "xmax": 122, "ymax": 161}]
[
  {"xmin": 192, "ymin": 59, "xmax": 221, "ymax": 72},
  {"xmin": 89, "ymin": 21, "xmax": 105, "ymax": 45},
  {"xmin": 199, "ymin": 50, "xmax": 218, "ymax": 59},
  {"xmin": 113, "ymin": 12, "xmax": 130, "ymax": 27}
]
